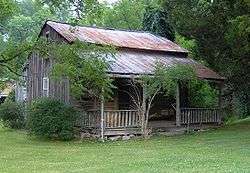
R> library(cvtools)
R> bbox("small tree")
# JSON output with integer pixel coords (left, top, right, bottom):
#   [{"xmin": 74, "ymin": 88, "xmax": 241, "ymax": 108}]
[{"xmin": 128, "ymin": 63, "xmax": 196, "ymax": 136}]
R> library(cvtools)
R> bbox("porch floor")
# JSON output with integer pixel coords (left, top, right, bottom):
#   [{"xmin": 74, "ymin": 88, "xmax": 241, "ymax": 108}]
[
  {"xmin": 149, "ymin": 120, "xmax": 185, "ymax": 134},
  {"xmin": 82, "ymin": 120, "xmax": 221, "ymax": 137},
  {"xmin": 148, "ymin": 120, "xmax": 221, "ymax": 135},
  {"xmin": 149, "ymin": 120, "xmax": 176, "ymax": 129}
]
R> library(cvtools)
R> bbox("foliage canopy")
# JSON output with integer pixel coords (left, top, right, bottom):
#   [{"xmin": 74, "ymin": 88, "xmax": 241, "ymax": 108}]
[{"xmin": 44, "ymin": 40, "xmax": 116, "ymax": 100}]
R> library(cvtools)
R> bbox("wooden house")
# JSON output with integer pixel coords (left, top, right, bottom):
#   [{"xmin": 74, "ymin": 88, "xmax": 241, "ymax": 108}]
[{"xmin": 21, "ymin": 21, "xmax": 225, "ymax": 138}]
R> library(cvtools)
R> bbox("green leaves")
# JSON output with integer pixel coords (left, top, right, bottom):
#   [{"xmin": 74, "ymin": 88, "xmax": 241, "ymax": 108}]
[
  {"xmin": 189, "ymin": 79, "xmax": 218, "ymax": 108},
  {"xmin": 46, "ymin": 40, "xmax": 116, "ymax": 100},
  {"xmin": 0, "ymin": 101, "xmax": 24, "ymax": 129},
  {"xmin": 0, "ymin": 0, "xmax": 57, "ymax": 81},
  {"xmin": 101, "ymin": 0, "xmax": 146, "ymax": 30},
  {"xmin": 140, "ymin": 63, "xmax": 196, "ymax": 98},
  {"xmin": 140, "ymin": 63, "xmax": 218, "ymax": 108},
  {"xmin": 0, "ymin": 0, "xmax": 16, "ymax": 22},
  {"xmin": 27, "ymin": 98, "xmax": 78, "ymax": 140},
  {"xmin": 163, "ymin": 0, "xmax": 250, "ymax": 117},
  {"xmin": 225, "ymin": 14, "xmax": 250, "ymax": 117}
]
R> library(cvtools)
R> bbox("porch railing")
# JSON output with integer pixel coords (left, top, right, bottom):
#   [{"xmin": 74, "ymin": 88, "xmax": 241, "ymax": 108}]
[
  {"xmin": 82, "ymin": 108, "xmax": 221, "ymax": 129},
  {"xmin": 180, "ymin": 108, "xmax": 221, "ymax": 124},
  {"xmin": 82, "ymin": 109, "xmax": 141, "ymax": 129},
  {"xmin": 104, "ymin": 110, "xmax": 140, "ymax": 129},
  {"xmin": 82, "ymin": 110, "xmax": 100, "ymax": 128}
]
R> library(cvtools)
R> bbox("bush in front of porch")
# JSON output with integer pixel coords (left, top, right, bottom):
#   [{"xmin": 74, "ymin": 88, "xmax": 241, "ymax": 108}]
[{"xmin": 26, "ymin": 98, "xmax": 79, "ymax": 141}]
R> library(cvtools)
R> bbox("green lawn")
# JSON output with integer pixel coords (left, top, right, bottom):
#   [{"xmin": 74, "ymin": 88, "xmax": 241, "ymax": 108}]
[{"xmin": 0, "ymin": 118, "xmax": 250, "ymax": 173}]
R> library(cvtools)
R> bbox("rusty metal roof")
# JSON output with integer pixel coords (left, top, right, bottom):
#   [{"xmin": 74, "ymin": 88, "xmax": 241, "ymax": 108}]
[
  {"xmin": 42, "ymin": 21, "xmax": 224, "ymax": 81},
  {"xmin": 107, "ymin": 50, "xmax": 225, "ymax": 80},
  {"xmin": 46, "ymin": 21, "xmax": 187, "ymax": 53}
]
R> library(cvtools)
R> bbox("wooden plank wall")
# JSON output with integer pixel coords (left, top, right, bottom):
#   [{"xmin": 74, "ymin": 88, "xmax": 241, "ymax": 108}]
[
  {"xmin": 26, "ymin": 25, "xmax": 70, "ymax": 104},
  {"xmin": 27, "ymin": 24, "xmax": 120, "ymax": 112}
]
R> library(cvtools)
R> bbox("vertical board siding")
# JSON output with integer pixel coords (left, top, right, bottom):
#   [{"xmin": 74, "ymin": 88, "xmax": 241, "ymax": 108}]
[{"xmin": 27, "ymin": 25, "xmax": 70, "ymax": 104}]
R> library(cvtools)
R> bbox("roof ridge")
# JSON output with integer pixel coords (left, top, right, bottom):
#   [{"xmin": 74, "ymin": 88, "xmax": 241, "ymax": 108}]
[{"xmin": 46, "ymin": 20, "xmax": 155, "ymax": 35}]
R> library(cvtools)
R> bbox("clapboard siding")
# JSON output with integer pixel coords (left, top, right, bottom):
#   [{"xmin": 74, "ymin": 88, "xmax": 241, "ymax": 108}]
[{"xmin": 27, "ymin": 25, "xmax": 70, "ymax": 104}]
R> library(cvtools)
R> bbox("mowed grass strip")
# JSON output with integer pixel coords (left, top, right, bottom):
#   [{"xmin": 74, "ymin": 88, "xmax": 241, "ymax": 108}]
[{"xmin": 0, "ymin": 118, "xmax": 250, "ymax": 173}]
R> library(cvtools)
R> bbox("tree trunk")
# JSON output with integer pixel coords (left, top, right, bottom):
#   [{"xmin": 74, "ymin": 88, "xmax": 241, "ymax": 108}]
[{"xmin": 141, "ymin": 86, "xmax": 146, "ymax": 135}]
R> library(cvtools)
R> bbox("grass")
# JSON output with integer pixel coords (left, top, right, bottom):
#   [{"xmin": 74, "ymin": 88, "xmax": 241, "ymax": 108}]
[{"xmin": 0, "ymin": 118, "xmax": 250, "ymax": 173}]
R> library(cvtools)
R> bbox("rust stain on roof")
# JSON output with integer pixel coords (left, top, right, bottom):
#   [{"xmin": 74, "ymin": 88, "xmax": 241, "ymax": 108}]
[
  {"xmin": 107, "ymin": 50, "xmax": 225, "ymax": 80},
  {"xmin": 42, "ymin": 21, "xmax": 224, "ymax": 80},
  {"xmin": 46, "ymin": 21, "xmax": 188, "ymax": 53}
]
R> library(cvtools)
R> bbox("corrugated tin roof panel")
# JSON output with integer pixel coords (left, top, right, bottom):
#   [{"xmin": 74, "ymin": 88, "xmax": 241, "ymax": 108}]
[
  {"xmin": 46, "ymin": 21, "xmax": 187, "ymax": 53},
  {"xmin": 107, "ymin": 50, "xmax": 224, "ymax": 80}
]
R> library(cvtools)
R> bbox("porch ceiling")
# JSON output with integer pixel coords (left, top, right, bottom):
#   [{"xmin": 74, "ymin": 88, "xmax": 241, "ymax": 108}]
[{"xmin": 107, "ymin": 50, "xmax": 225, "ymax": 81}]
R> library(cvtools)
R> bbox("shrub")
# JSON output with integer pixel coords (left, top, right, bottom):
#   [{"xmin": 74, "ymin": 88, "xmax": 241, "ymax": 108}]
[
  {"xmin": 234, "ymin": 91, "xmax": 250, "ymax": 119},
  {"xmin": 0, "ymin": 101, "xmax": 24, "ymax": 129},
  {"xmin": 27, "ymin": 98, "xmax": 78, "ymax": 141},
  {"xmin": 189, "ymin": 80, "xmax": 218, "ymax": 108}
]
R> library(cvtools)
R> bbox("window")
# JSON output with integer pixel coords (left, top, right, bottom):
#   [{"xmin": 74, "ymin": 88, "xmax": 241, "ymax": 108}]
[
  {"xmin": 22, "ymin": 87, "xmax": 27, "ymax": 101},
  {"xmin": 43, "ymin": 77, "xmax": 49, "ymax": 97}
]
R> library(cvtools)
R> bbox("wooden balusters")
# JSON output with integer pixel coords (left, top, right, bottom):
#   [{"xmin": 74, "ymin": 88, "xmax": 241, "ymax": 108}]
[
  {"xmin": 103, "ymin": 110, "xmax": 140, "ymax": 129},
  {"xmin": 180, "ymin": 108, "xmax": 221, "ymax": 125}
]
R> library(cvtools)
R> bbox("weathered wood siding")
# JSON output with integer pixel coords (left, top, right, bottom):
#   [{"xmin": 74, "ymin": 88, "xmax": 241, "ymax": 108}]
[
  {"xmin": 27, "ymin": 25, "xmax": 70, "ymax": 104},
  {"xmin": 27, "ymin": 52, "xmax": 43, "ymax": 101},
  {"xmin": 15, "ymin": 68, "xmax": 27, "ymax": 102}
]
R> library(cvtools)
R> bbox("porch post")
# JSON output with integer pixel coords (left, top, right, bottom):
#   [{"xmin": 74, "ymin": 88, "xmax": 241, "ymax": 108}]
[
  {"xmin": 100, "ymin": 94, "xmax": 105, "ymax": 141},
  {"xmin": 218, "ymin": 82, "xmax": 223, "ymax": 124},
  {"xmin": 176, "ymin": 81, "xmax": 181, "ymax": 127}
]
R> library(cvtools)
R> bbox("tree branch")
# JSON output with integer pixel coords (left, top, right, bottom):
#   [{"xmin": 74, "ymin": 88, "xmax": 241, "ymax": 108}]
[
  {"xmin": 0, "ymin": 45, "xmax": 32, "ymax": 64},
  {"xmin": 0, "ymin": 63, "xmax": 24, "ymax": 77}
]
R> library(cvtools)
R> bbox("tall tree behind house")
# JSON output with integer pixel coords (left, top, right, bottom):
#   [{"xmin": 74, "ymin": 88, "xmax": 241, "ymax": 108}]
[{"xmin": 163, "ymin": 0, "xmax": 250, "ymax": 117}]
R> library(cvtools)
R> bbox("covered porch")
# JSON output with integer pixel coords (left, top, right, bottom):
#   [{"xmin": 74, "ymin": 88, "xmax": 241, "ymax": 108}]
[
  {"xmin": 78, "ymin": 49, "xmax": 225, "ymax": 138},
  {"xmin": 80, "ymin": 77, "xmax": 224, "ymax": 138}
]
